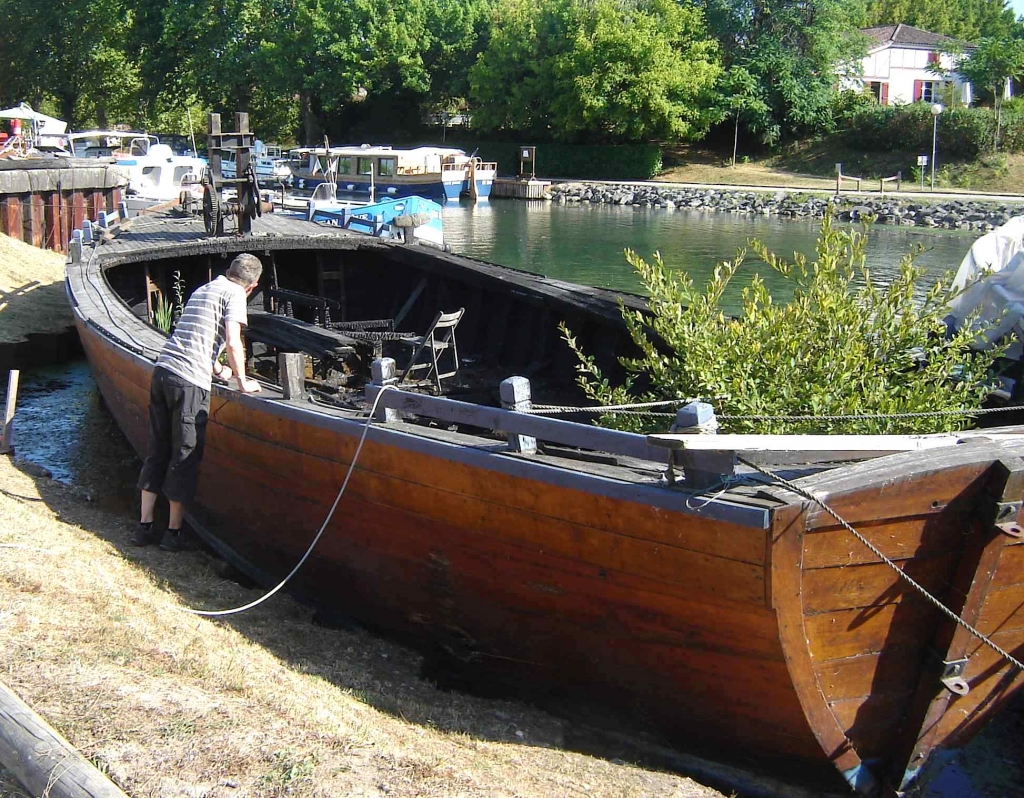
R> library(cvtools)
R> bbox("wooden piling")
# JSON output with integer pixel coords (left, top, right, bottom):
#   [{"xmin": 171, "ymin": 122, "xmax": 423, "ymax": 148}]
[
  {"xmin": 1, "ymin": 369, "xmax": 18, "ymax": 455},
  {"xmin": 0, "ymin": 678, "xmax": 129, "ymax": 798},
  {"xmin": 278, "ymin": 352, "xmax": 306, "ymax": 401},
  {"xmin": 499, "ymin": 376, "xmax": 537, "ymax": 454}
]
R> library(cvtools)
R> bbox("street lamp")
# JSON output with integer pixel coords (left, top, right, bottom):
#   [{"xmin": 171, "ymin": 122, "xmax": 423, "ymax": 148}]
[{"xmin": 930, "ymin": 103, "xmax": 944, "ymax": 191}]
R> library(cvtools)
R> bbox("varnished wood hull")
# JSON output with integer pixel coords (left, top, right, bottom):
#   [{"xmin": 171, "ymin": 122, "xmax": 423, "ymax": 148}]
[{"xmin": 66, "ymin": 215, "xmax": 1024, "ymax": 795}]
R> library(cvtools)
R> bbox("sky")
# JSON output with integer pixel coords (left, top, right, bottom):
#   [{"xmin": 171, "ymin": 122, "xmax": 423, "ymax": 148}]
[{"xmin": 1014, "ymin": 0, "xmax": 1024, "ymax": 19}]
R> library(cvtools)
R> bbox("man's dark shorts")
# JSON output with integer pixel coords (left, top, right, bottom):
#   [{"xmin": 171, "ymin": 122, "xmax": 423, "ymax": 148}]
[{"xmin": 138, "ymin": 366, "xmax": 210, "ymax": 504}]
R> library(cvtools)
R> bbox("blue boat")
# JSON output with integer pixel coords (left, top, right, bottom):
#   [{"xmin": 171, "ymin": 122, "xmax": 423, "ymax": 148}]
[
  {"xmin": 306, "ymin": 193, "xmax": 445, "ymax": 249},
  {"xmin": 287, "ymin": 144, "xmax": 495, "ymax": 202}
]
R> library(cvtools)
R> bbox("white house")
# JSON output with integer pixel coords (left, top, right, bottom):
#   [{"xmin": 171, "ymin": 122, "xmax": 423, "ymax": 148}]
[{"xmin": 848, "ymin": 24, "xmax": 973, "ymax": 106}]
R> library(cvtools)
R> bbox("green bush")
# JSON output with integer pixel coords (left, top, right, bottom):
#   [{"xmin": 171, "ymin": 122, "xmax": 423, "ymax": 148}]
[
  {"xmin": 838, "ymin": 103, "xmax": 992, "ymax": 159},
  {"xmin": 443, "ymin": 140, "xmax": 663, "ymax": 180},
  {"xmin": 562, "ymin": 214, "xmax": 1001, "ymax": 435}
]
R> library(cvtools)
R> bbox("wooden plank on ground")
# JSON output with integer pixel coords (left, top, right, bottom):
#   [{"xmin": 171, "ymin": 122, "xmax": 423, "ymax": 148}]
[{"xmin": 0, "ymin": 679, "xmax": 129, "ymax": 798}]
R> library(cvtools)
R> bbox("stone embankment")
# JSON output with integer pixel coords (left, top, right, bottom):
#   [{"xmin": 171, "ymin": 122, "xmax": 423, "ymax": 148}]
[{"xmin": 546, "ymin": 183, "xmax": 1024, "ymax": 232}]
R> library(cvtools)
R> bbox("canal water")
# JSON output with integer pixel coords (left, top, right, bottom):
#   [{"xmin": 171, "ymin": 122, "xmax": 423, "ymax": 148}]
[
  {"xmin": 3, "ymin": 202, "xmax": 1021, "ymax": 797},
  {"xmin": 443, "ymin": 200, "xmax": 977, "ymax": 311}
]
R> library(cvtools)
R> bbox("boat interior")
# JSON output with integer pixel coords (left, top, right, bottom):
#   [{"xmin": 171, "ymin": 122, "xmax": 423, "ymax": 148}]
[{"xmin": 86, "ymin": 210, "xmax": 1024, "ymax": 500}]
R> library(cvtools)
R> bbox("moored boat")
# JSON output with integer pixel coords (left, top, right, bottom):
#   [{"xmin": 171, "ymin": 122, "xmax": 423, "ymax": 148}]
[
  {"xmin": 287, "ymin": 144, "xmax": 496, "ymax": 202},
  {"xmin": 221, "ymin": 141, "xmax": 292, "ymax": 184},
  {"xmin": 68, "ymin": 131, "xmax": 206, "ymax": 203},
  {"xmin": 64, "ymin": 207, "xmax": 1024, "ymax": 796}
]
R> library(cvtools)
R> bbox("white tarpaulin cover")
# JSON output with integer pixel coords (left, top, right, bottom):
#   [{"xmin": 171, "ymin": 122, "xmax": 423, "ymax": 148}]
[
  {"xmin": 0, "ymin": 104, "xmax": 67, "ymax": 134},
  {"xmin": 948, "ymin": 215, "xmax": 1024, "ymax": 357}
]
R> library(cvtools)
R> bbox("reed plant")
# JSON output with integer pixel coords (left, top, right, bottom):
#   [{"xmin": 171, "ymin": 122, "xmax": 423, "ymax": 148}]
[
  {"xmin": 563, "ymin": 213, "xmax": 1003, "ymax": 435},
  {"xmin": 153, "ymin": 295, "xmax": 173, "ymax": 334}
]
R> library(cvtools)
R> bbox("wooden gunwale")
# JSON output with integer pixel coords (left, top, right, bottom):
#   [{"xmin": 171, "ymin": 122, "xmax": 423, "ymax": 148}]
[{"xmin": 65, "ymin": 215, "xmax": 1024, "ymax": 793}]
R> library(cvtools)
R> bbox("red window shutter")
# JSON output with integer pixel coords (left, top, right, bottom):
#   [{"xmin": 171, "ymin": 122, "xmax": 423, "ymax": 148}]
[
  {"xmin": 881, "ymin": 83, "xmax": 889, "ymax": 105},
  {"xmin": 914, "ymin": 80, "xmax": 923, "ymax": 101},
  {"xmin": 928, "ymin": 51, "xmax": 939, "ymax": 64}
]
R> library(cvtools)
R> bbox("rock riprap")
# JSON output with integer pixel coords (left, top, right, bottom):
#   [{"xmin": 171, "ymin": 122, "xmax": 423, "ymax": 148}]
[{"xmin": 545, "ymin": 183, "xmax": 1024, "ymax": 231}]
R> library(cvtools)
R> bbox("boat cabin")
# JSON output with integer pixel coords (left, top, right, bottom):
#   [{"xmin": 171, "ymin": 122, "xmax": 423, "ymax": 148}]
[{"xmin": 70, "ymin": 131, "xmax": 158, "ymax": 159}]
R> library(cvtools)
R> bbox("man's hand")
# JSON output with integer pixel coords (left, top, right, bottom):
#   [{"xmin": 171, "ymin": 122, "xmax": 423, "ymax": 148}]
[
  {"xmin": 215, "ymin": 363, "xmax": 234, "ymax": 381},
  {"xmin": 236, "ymin": 376, "xmax": 261, "ymax": 393}
]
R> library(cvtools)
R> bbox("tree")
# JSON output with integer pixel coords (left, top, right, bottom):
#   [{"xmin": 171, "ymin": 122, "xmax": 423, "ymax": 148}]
[
  {"xmin": 701, "ymin": 0, "xmax": 869, "ymax": 144},
  {"xmin": 562, "ymin": 214, "xmax": 1001, "ymax": 435},
  {"xmin": 470, "ymin": 0, "xmax": 722, "ymax": 142},
  {"xmin": 861, "ymin": 0, "xmax": 1019, "ymax": 42},
  {"xmin": 957, "ymin": 38, "xmax": 1024, "ymax": 151},
  {"xmin": 0, "ymin": 0, "xmax": 141, "ymax": 128},
  {"xmin": 718, "ymin": 67, "xmax": 770, "ymax": 167}
]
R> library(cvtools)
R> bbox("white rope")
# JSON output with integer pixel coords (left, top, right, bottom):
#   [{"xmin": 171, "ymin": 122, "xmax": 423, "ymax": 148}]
[
  {"xmin": 529, "ymin": 397, "xmax": 719, "ymax": 414},
  {"xmin": 179, "ymin": 385, "xmax": 396, "ymax": 617}
]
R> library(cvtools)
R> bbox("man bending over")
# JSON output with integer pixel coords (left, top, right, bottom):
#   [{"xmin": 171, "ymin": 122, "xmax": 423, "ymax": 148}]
[{"xmin": 135, "ymin": 253, "xmax": 263, "ymax": 551}]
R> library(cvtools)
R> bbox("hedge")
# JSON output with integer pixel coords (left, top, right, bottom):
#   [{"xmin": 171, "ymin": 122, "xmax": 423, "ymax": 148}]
[
  {"xmin": 438, "ymin": 140, "xmax": 664, "ymax": 181},
  {"xmin": 835, "ymin": 101, "xmax": 1024, "ymax": 159}
]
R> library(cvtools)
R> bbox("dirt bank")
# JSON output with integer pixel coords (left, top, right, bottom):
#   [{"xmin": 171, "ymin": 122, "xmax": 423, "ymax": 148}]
[
  {"xmin": 0, "ymin": 233, "xmax": 74, "ymax": 347},
  {"xmin": 0, "ymin": 454, "xmax": 723, "ymax": 798}
]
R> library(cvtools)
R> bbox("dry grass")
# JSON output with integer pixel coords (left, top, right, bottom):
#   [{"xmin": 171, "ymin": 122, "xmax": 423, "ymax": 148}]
[
  {"xmin": 0, "ymin": 455, "xmax": 724, "ymax": 798},
  {"xmin": 0, "ymin": 233, "xmax": 74, "ymax": 344},
  {"xmin": 657, "ymin": 146, "xmax": 1024, "ymax": 196}
]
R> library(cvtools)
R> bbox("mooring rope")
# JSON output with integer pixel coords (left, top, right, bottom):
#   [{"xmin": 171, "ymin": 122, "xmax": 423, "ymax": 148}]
[
  {"xmin": 720, "ymin": 406, "xmax": 1022, "ymax": 422},
  {"xmin": 179, "ymin": 384, "xmax": 396, "ymax": 617},
  {"xmin": 738, "ymin": 456, "xmax": 1024, "ymax": 673},
  {"xmin": 526, "ymin": 400, "xmax": 1022, "ymax": 422}
]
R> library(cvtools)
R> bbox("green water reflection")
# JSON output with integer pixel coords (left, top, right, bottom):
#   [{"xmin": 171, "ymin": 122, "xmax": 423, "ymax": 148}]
[{"xmin": 442, "ymin": 200, "xmax": 979, "ymax": 312}]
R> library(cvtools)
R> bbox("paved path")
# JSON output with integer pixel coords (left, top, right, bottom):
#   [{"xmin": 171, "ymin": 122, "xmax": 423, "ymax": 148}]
[{"xmin": 546, "ymin": 176, "xmax": 1024, "ymax": 204}]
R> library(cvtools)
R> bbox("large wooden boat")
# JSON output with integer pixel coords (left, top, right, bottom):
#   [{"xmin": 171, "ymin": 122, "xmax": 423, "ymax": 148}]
[{"xmin": 64, "ymin": 208, "xmax": 1024, "ymax": 796}]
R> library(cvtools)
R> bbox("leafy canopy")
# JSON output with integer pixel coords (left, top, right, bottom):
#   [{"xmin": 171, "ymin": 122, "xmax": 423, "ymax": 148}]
[
  {"xmin": 563, "ymin": 214, "xmax": 1000, "ymax": 435},
  {"xmin": 469, "ymin": 0, "xmax": 721, "ymax": 143}
]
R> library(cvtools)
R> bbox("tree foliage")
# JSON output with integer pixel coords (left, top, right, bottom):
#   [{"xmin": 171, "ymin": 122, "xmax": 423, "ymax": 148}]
[
  {"xmin": 562, "ymin": 214, "xmax": 1000, "ymax": 435},
  {"xmin": 861, "ymin": 0, "xmax": 1018, "ymax": 42},
  {"xmin": 956, "ymin": 38, "xmax": 1024, "ymax": 149},
  {"xmin": 702, "ymin": 0, "xmax": 869, "ymax": 144},
  {"xmin": 3, "ymin": 0, "xmax": 1022, "ymax": 146},
  {"xmin": 469, "ymin": 0, "xmax": 722, "ymax": 142}
]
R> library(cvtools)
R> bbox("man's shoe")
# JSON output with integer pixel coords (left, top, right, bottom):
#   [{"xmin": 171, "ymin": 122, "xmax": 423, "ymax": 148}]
[
  {"xmin": 131, "ymin": 522, "xmax": 159, "ymax": 547},
  {"xmin": 159, "ymin": 528, "xmax": 191, "ymax": 553}
]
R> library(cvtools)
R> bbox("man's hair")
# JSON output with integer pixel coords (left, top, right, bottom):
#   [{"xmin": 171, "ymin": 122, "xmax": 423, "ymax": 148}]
[{"xmin": 226, "ymin": 253, "xmax": 263, "ymax": 287}]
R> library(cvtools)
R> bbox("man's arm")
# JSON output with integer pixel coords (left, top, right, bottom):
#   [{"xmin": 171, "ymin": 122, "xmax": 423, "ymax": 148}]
[{"xmin": 225, "ymin": 320, "xmax": 261, "ymax": 393}]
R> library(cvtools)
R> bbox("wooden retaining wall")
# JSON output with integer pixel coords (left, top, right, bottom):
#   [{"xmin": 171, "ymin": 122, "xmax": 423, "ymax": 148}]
[
  {"xmin": 492, "ymin": 177, "xmax": 551, "ymax": 199},
  {"xmin": 0, "ymin": 160, "xmax": 128, "ymax": 252}
]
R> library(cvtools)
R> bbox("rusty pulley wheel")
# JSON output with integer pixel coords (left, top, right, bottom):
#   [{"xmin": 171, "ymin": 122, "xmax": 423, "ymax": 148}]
[{"xmin": 201, "ymin": 170, "xmax": 222, "ymax": 236}]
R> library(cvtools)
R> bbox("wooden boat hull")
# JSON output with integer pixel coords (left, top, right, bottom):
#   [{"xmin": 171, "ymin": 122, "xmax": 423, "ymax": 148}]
[{"xmin": 66, "ymin": 213, "xmax": 1024, "ymax": 795}]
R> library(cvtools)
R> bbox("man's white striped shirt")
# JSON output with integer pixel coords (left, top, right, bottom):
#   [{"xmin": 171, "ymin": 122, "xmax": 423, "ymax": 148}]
[{"xmin": 157, "ymin": 276, "xmax": 247, "ymax": 390}]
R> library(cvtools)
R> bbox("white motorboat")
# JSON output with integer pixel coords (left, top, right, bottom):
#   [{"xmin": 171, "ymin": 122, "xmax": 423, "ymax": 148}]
[
  {"xmin": 68, "ymin": 130, "xmax": 206, "ymax": 203},
  {"xmin": 221, "ymin": 140, "xmax": 292, "ymax": 184}
]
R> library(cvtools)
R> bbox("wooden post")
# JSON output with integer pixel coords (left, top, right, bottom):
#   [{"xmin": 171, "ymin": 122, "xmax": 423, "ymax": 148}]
[
  {"xmin": 0, "ymin": 678, "xmax": 129, "ymax": 798},
  {"xmin": 72, "ymin": 190, "xmax": 86, "ymax": 231},
  {"xmin": 278, "ymin": 353, "xmax": 306, "ymax": 401},
  {"xmin": 29, "ymin": 194, "xmax": 44, "ymax": 247},
  {"xmin": 671, "ymin": 402, "xmax": 723, "ymax": 489},
  {"xmin": 673, "ymin": 402, "xmax": 717, "ymax": 434},
  {"xmin": 3, "ymin": 195, "xmax": 21, "ymax": 240},
  {"xmin": 835, "ymin": 163, "xmax": 842, "ymax": 194},
  {"xmin": 69, "ymin": 230, "xmax": 83, "ymax": 263},
  {"xmin": 499, "ymin": 376, "xmax": 537, "ymax": 454},
  {"xmin": 82, "ymin": 219, "xmax": 93, "ymax": 244},
  {"xmin": 1, "ymin": 370, "xmax": 18, "ymax": 455},
  {"xmin": 367, "ymin": 358, "xmax": 399, "ymax": 422},
  {"xmin": 118, "ymin": 200, "xmax": 128, "ymax": 221}
]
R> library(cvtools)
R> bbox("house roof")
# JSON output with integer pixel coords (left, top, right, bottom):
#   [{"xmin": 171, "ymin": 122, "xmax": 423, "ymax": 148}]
[{"xmin": 861, "ymin": 24, "xmax": 956, "ymax": 49}]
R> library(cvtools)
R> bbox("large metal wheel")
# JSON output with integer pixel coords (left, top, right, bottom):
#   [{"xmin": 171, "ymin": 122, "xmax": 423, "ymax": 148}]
[
  {"xmin": 246, "ymin": 162, "xmax": 262, "ymax": 218},
  {"xmin": 202, "ymin": 170, "xmax": 222, "ymax": 236}
]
